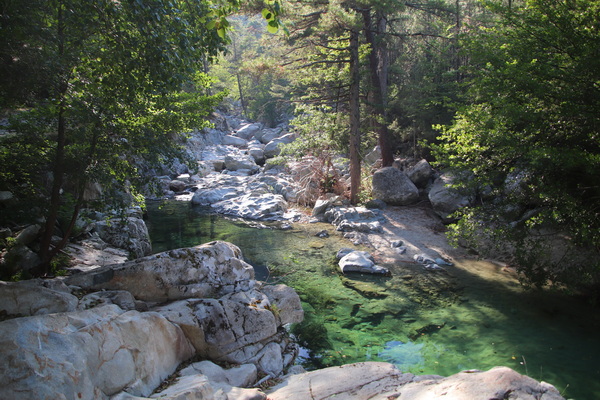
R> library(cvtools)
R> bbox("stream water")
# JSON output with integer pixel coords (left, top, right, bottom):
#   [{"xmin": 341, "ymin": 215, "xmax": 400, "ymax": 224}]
[{"xmin": 146, "ymin": 200, "xmax": 600, "ymax": 400}]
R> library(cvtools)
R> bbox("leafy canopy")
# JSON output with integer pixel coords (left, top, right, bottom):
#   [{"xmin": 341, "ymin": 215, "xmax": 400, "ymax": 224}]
[{"xmin": 432, "ymin": 0, "xmax": 600, "ymax": 290}]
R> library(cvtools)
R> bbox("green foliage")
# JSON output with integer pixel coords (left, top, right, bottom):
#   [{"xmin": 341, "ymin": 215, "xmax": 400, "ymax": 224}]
[
  {"xmin": 210, "ymin": 15, "xmax": 292, "ymax": 125},
  {"xmin": 432, "ymin": 0, "xmax": 600, "ymax": 292},
  {"xmin": 0, "ymin": 0, "xmax": 230, "ymax": 271}
]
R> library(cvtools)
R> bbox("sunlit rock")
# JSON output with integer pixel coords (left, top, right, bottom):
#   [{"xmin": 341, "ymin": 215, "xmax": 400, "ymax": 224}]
[
  {"xmin": 223, "ymin": 134, "xmax": 248, "ymax": 147},
  {"xmin": 224, "ymin": 154, "xmax": 259, "ymax": 172},
  {"xmin": 234, "ymin": 123, "xmax": 262, "ymax": 140},
  {"xmin": 0, "ymin": 305, "xmax": 195, "ymax": 399},
  {"xmin": 93, "ymin": 216, "xmax": 152, "ymax": 259},
  {"xmin": 65, "ymin": 241, "xmax": 256, "ymax": 302},
  {"xmin": 266, "ymin": 362, "xmax": 565, "ymax": 400},
  {"xmin": 338, "ymin": 251, "xmax": 390, "ymax": 275},
  {"xmin": 372, "ymin": 166, "xmax": 419, "ymax": 206},
  {"xmin": 325, "ymin": 206, "xmax": 384, "ymax": 233}
]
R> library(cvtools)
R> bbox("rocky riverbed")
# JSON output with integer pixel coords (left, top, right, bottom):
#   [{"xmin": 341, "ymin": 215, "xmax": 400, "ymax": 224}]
[{"xmin": 0, "ymin": 115, "xmax": 571, "ymax": 399}]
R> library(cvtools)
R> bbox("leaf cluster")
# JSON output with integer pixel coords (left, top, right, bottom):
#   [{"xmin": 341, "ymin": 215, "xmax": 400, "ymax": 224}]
[
  {"xmin": 432, "ymin": 0, "xmax": 600, "ymax": 292},
  {"xmin": 1, "ymin": 0, "xmax": 227, "ymax": 227}
]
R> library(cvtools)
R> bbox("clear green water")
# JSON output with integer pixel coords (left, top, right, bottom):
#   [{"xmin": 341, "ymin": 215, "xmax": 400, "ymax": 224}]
[{"xmin": 146, "ymin": 200, "xmax": 600, "ymax": 400}]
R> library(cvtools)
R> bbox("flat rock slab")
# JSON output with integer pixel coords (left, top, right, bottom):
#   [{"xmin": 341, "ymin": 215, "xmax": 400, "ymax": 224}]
[{"xmin": 267, "ymin": 362, "xmax": 564, "ymax": 400}]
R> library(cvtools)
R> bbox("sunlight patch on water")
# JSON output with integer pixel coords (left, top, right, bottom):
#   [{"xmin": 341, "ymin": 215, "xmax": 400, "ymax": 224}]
[{"xmin": 378, "ymin": 340, "xmax": 424, "ymax": 371}]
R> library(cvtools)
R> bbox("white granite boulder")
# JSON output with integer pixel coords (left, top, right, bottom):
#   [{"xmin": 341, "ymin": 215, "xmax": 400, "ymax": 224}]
[
  {"xmin": 372, "ymin": 166, "xmax": 419, "ymax": 205},
  {"xmin": 212, "ymin": 193, "xmax": 288, "ymax": 221},
  {"xmin": 324, "ymin": 206, "xmax": 384, "ymax": 233},
  {"xmin": 0, "ymin": 280, "xmax": 78, "ymax": 317},
  {"xmin": 264, "ymin": 133, "xmax": 297, "ymax": 159},
  {"xmin": 65, "ymin": 241, "xmax": 256, "ymax": 302},
  {"xmin": 234, "ymin": 123, "xmax": 262, "ymax": 140},
  {"xmin": 338, "ymin": 251, "xmax": 390, "ymax": 275},
  {"xmin": 155, "ymin": 287, "xmax": 301, "ymax": 376},
  {"xmin": 0, "ymin": 305, "xmax": 195, "ymax": 399},
  {"xmin": 266, "ymin": 362, "xmax": 564, "ymax": 400},
  {"xmin": 224, "ymin": 154, "xmax": 259, "ymax": 173},
  {"xmin": 256, "ymin": 127, "xmax": 283, "ymax": 144},
  {"xmin": 94, "ymin": 216, "xmax": 152, "ymax": 259},
  {"xmin": 223, "ymin": 134, "xmax": 248, "ymax": 147}
]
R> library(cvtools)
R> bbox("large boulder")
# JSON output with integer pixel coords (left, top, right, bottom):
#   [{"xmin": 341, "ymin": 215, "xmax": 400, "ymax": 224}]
[
  {"xmin": 3, "ymin": 243, "xmax": 41, "ymax": 273},
  {"xmin": 0, "ymin": 305, "xmax": 195, "ymax": 399},
  {"xmin": 94, "ymin": 217, "xmax": 152, "ymax": 259},
  {"xmin": 155, "ymin": 287, "xmax": 302, "ymax": 376},
  {"xmin": 324, "ymin": 206, "xmax": 384, "ymax": 233},
  {"xmin": 264, "ymin": 133, "xmax": 297, "ymax": 158},
  {"xmin": 266, "ymin": 362, "xmax": 564, "ymax": 400},
  {"xmin": 212, "ymin": 193, "xmax": 288, "ymax": 221},
  {"xmin": 248, "ymin": 142, "xmax": 266, "ymax": 165},
  {"xmin": 224, "ymin": 154, "xmax": 259, "ymax": 173},
  {"xmin": 148, "ymin": 373, "xmax": 267, "ymax": 400},
  {"xmin": 428, "ymin": 174, "xmax": 473, "ymax": 219},
  {"xmin": 264, "ymin": 139, "xmax": 286, "ymax": 159},
  {"xmin": 256, "ymin": 127, "xmax": 283, "ymax": 144},
  {"xmin": 234, "ymin": 123, "xmax": 262, "ymax": 140},
  {"xmin": 190, "ymin": 174, "xmax": 299, "ymax": 218},
  {"xmin": 372, "ymin": 167, "xmax": 419, "ymax": 206},
  {"xmin": 168, "ymin": 179, "xmax": 187, "ymax": 192},
  {"xmin": 0, "ymin": 280, "xmax": 78, "ymax": 317},
  {"xmin": 364, "ymin": 146, "xmax": 381, "ymax": 165},
  {"xmin": 261, "ymin": 284, "xmax": 304, "ymax": 326},
  {"xmin": 192, "ymin": 186, "xmax": 242, "ymax": 205},
  {"xmin": 406, "ymin": 159, "xmax": 433, "ymax": 188},
  {"xmin": 65, "ymin": 241, "xmax": 256, "ymax": 302},
  {"xmin": 223, "ymin": 135, "xmax": 248, "ymax": 147}
]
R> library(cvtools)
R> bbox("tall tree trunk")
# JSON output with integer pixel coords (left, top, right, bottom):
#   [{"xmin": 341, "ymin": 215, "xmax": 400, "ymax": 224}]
[
  {"xmin": 349, "ymin": 28, "xmax": 361, "ymax": 205},
  {"xmin": 237, "ymin": 73, "xmax": 247, "ymax": 116},
  {"xmin": 38, "ymin": 2, "xmax": 68, "ymax": 275},
  {"xmin": 231, "ymin": 34, "xmax": 247, "ymax": 116},
  {"xmin": 37, "ymin": 104, "xmax": 67, "ymax": 275},
  {"xmin": 362, "ymin": 9, "xmax": 393, "ymax": 167}
]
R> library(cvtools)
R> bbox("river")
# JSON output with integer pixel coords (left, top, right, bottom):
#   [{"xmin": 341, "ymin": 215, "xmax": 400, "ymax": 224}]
[{"xmin": 146, "ymin": 199, "xmax": 600, "ymax": 400}]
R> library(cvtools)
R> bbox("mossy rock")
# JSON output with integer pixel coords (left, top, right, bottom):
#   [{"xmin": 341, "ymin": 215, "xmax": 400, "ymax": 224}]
[{"xmin": 340, "ymin": 276, "xmax": 388, "ymax": 299}]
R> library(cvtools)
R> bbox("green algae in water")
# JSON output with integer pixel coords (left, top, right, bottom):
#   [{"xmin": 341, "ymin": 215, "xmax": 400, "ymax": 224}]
[{"xmin": 146, "ymin": 200, "xmax": 600, "ymax": 400}]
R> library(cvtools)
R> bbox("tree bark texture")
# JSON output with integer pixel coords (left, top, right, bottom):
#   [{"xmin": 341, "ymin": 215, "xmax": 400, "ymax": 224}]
[
  {"xmin": 362, "ymin": 9, "xmax": 394, "ymax": 167},
  {"xmin": 349, "ymin": 28, "xmax": 361, "ymax": 205}
]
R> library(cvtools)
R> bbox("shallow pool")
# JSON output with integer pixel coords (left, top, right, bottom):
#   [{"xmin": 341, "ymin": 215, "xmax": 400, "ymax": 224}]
[{"xmin": 146, "ymin": 200, "xmax": 600, "ymax": 399}]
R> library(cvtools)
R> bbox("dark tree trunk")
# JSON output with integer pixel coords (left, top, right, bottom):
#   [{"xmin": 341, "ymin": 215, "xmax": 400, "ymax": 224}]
[
  {"xmin": 38, "ymin": 3, "xmax": 68, "ymax": 275},
  {"xmin": 349, "ymin": 28, "xmax": 361, "ymax": 205},
  {"xmin": 362, "ymin": 9, "xmax": 393, "ymax": 167}
]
